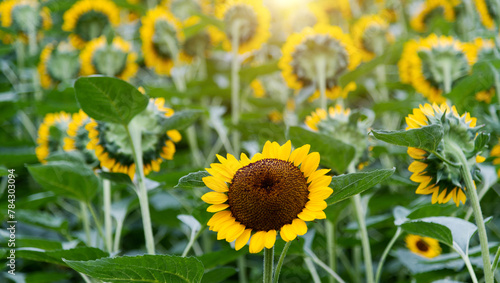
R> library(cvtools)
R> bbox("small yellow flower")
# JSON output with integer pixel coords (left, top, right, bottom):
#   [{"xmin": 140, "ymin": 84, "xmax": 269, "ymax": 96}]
[
  {"xmin": 36, "ymin": 112, "xmax": 72, "ymax": 163},
  {"xmin": 80, "ymin": 36, "xmax": 138, "ymax": 81},
  {"xmin": 249, "ymin": 79, "xmax": 266, "ymax": 98},
  {"xmin": 405, "ymin": 234, "xmax": 442, "ymax": 258},
  {"xmin": 202, "ymin": 141, "xmax": 332, "ymax": 253},
  {"xmin": 62, "ymin": 0, "xmax": 120, "ymax": 48},
  {"xmin": 410, "ymin": 0, "xmax": 458, "ymax": 33}
]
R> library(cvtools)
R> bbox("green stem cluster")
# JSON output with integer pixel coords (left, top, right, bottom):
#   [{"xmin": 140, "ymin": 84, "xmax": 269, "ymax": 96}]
[{"xmin": 231, "ymin": 20, "xmax": 242, "ymax": 155}]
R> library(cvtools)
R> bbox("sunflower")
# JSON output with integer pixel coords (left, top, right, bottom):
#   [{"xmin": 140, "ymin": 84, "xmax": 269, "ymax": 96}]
[
  {"xmin": 0, "ymin": 0, "xmax": 52, "ymax": 33},
  {"xmin": 398, "ymin": 34, "xmax": 475, "ymax": 103},
  {"xmin": 406, "ymin": 103, "xmax": 482, "ymax": 206},
  {"xmin": 310, "ymin": 0, "xmax": 352, "ymax": 25},
  {"xmin": 209, "ymin": 0, "xmax": 271, "ymax": 54},
  {"xmin": 464, "ymin": 38, "xmax": 496, "ymax": 103},
  {"xmin": 202, "ymin": 141, "xmax": 332, "ymax": 254},
  {"xmin": 35, "ymin": 112, "xmax": 72, "ymax": 163},
  {"xmin": 80, "ymin": 36, "xmax": 138, "ymax": 81},
  {"xmin": 410, "ymin": 0, "xmax": 458, "ymax": 33},
  {"xmin": 351, "ymin": 15, "xmax": 392, "ymax": 61},
  {"xmin": 62, "ymin": 0, "xmax": 120, "ymax": 48},
  {"xmin": 490, "ymin": 140, "xmax": 500, "ymax": 177},
  {"xmin": 140, "ymin": 7, "xmax": 184, "ymax": 76},
  {"xmin": 405, "ymin": 234, "xmax": 442, "ymax": 258},
  {"xmin": 38, "ymin": 41, "xmax": 81, "ymax": 89},
  {"xmin": 285, "ymin": 3, "xmax": 329, "ymax": 34},
  {"xmin": 474, "ymin": 0, "xmax": 496, "ymax": 30},
  {"xmin": 179, "ymin": 16, "xmax": 213, "ymax": 63},
  {"xmin": 63, "ymin": 110, "xmax": 97, "ymax": 165},
  {"xmin": 160, "ymin": 0, "xmax": 211, "ymax": 22},
  {"xmin": 279, "ymin": 24, "xmax": 361, "ymax": 102},
  {"xmin": 86, "ymin": 98, "xmax": 181, "ymax": 179}
]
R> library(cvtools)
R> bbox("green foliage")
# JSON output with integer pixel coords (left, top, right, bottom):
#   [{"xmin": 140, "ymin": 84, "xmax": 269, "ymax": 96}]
[
  {"xmin": 176, "ymin": 171, "xmax": 210, "ymax": 188},
  {"xmin": 17, "ymin": 247, "xmax": 109, "ymax": 266},
  {"xmin": 371, "ymin": 124, "xmax": 444, "ymax": 152}
]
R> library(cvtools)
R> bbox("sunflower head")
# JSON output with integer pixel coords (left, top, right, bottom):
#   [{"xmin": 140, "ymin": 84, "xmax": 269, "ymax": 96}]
[
  {"xmin": 410, "ymin": 0, "xmax": 457, "ymax": 33},
  {"xmin": 405, "ymin": 234, "xmax": 442, "ymax": 258},
  {"xmin": 179, "ymin": 16, "xmax": 213, "ymax": 62},
  {"xmin": 210, "ymin": 0, "xmax": 271, "ymax": 54},
  {"xmin": 63, "ymin": 0, "xmax": 120, "ymax": 48},
  {"xmin": 311, "ymin": 0, "xmax": 352, "ymax": 25},
  {"xmin": 398, "ymin": 34, "xmax": 475, "ymax": 102},
  {"xmin": 140, "ymin": 7, "xmax": 184, "ymax": 75},
  {"xmin": 351, "ymin": 15, "xmax": 392, "ymax": 61},
  {"xmin": 279, "ymin": 24, "xmax": 361, "ymax": 102},
  {"xmin": 406, "ymin": 103, "xmax": 483, "ymax": 206},
  {"xmin": 285, "ymin": 4, "xmax": 328, "ymax": 34},
  {"xmin": 202, "ymin": 141, "xmax": 332, "ymax": 253},
  {"xmin": 80, "ymin": 36, "xmax": 138, "ymax": 80},
  {"xmin": 63, "ymin": 110, "xmax": 98, "ymax": 165},
  {"xmin": 161, "ymin": 0, "xmax": 211, "ymax": 22},
  {"xmin": 36, "ymin": 112, "xmax": 72, "ymax": 163},
  {"xmin": 86, "ymin": 98, "xmax": 180, "ymax": 179},
  {"xmin": 38, "ymin": 41, "xmax": 81, "ymax": 89},
  {"xmin": 0, "ymin": 0, "xmax": 49, "ymax": 33}
]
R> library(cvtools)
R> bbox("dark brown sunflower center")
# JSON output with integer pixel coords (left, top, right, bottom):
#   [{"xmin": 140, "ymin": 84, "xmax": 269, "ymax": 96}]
[
  {"xmin": 228, "ymin": 158, "xmax": 309, "ymax": 231},
  {"xmin": 416, "ymin": 239, "xmax": 429, "ymax": 252}
]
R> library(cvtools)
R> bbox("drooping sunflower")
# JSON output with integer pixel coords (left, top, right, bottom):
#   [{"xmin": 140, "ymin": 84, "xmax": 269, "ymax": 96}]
[
  {"xmin": 35, "ymin": 112, "xmax": 72, "ymax": 163},
  {"xmin": 140, "ymin": 7, "xmax": 184, "ymax": 76},
  {"xmin": 0, "ymin": 0, "xmax": 52, "ymax": 33},
  {"xmin": 351, "ymin": 15, "xmax": 392, "ymax": 61},
  {"xmin": 405, "ymin": 234, "xmax": 442, "ymax": 258},
  {"xmin": 179, "ymin": 16, "xmax": 213, "ymax": 63},
  {"xmin": 209, "ymin": 0, "xmax": 271, "ymax": 54},
  {"xmin": 398, "ymin": 34, "xmax": 475, "ymax": 103},
  {"xmin": 62, "ymin": 0, "xmax": 120, "ymax": 48},
  {"xmin": 80, "ymin": 36, "xmax": 138, "ymax": 81},
  {"xmin": 86, "ymin": 98, "xmax": 181, "ymax": 179},
  {"xmin": 410, "ymin": 0, "xmax": 458, "ymax": 33},
  {"xmin": 279, "ymin": 24, "xmax": 361, "ymax": 102},
  {"xmin": 474, "ymin": 0, "xmax": 496, "ymax": 30},
  {"xmin": 406, "ymin": 103, "xmax": 482, "ymax": 206},
  {"xmin": 202, "ymin": 141, "xmax": 332, "ymax": 253},
  {"xmin": 63, "ymin": 110, "xmax": 97, "ymax": 165},
  {"xmin": 38, "ymin": 42, "xmax": 81, "ymax": 89}
]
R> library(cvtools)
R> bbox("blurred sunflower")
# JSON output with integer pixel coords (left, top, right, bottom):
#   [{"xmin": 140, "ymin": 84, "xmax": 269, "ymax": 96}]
[
  {"xmin": 250, "ymin": 79, "xmax": 265, "ymax": 98},
  {"xmin": 285, "ymin": 3, "xmax": 328, "ymax": 34},
  {"xmin": 179, "ymin": 16, "xmax": 213, "ymax": 63},
  {"xmin": 398, "ymin": 34, "xmax": 475, "ymax": 103},
  {"xmin": 279, "ymin": 24, "xmax": 361, "ymax": 102},
  {"xmin": 351, "ymin": 15, "xmax": 392, "ymax": 61},
  {"xmin": 310, "ymin": 0, "xmax": 352, "ymax": 25},
  {"xmin": 0, "ymin": 0, "xmax": 51, "ymax": 34},
  {"xmin": 63, "ymin": 110, "xmax": 97, "ymax": 165},
  {"xmin": 160, "ymin": 0, "xmax": 211, "ymax": 22},
  {"xmin": 209, "ymin": 0, "xmax": 271, "ymax": 54},
  {"xmin": 80, "ymin": 36, "xmax": 138, "ymax": 81},
  {"xmin": 36, "ymin": 112, "xmax": 72, "ymax": 163},
  {"xmin": 405, "ymin": 234, "xmax": 441, "ymax": 258},
  {"xmin": 62, "ymin": 0, "xmax": 120, "ymax": 48},
  {"xmin": 86, "ymin": 98, "xmax": 181, "ymax": 179},
  {"xmin": 140, "ymin": 7, "xmax": 184, "ymax": 76},
  {"xmin": 410, "ymin": 0, "xmax": 458, "ymax": 33},
  {"xmin": 38, "ymin": 41, "xmax": 80, "ymax": 89},
  {"xmin": 463, "ymin": 38, "xmax": 496, "ymax": 103},
  {"xmin": 406, "ymin": 103, "xmax": 482, "ymax": 206},
  {"xmin": 490, "ymin": 141, "xmax": 500, "ymax": 177},
  {"xmin": 474, "ymin": 0, "xmax": 496, "ymax": 30},
  {"xmin": 202, "ymin": 141, "xmax": 332, "ymax": 253}
]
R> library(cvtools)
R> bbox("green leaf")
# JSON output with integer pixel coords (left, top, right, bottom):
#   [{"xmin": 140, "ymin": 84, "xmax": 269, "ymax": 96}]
[
  {"xmin": 27, "ymin": 161, "xmax": 100, "ymax": 202},
  {"xmin": 17, "ymin": 238, "xmax": 63, "ymax": 251},
  {"xmin": 327, "ymin": 168, "xmax": 395, "ymax": 205},
  {"xmin": 0, "ymin": 166, "xmax": 8, "ymax": 176},
  {"xmin": 240, "ymin": 60, "xmax": 279, "ymax": 83},
  {"xmin": 474, "ymin": 132, "xmax": 490, "ymax": 153},
  {"xmin": 99, "ymin": 172, "xmax": 134, "ymax": 188},
  {"xmin": 401, "ymin": 221, "xmax": 453, "ymax": 246},
  {"xmin": 370, "ymin": 124, "xmax": 444, "ymax": 152},
  {"xmin": 202, "ymin": 267, "xmax": 237, "ymax": 283},
  {"xmin": 175, "ymin": 171, "xmax": 210, "ymax": 188},
  {"xmin": 16, "ymin": 210, "xmax": 68, "ymax": 234},
  {"xmin": 289, "ymin": 126, "xmax": 356, "ymax": 174},
  {"xmin": 17, "ymin": 247, "xmax": 108, "ymax": 266},
  {"xmin": 74, "ymin": 76, "xmax": 148, "ymax": 125},
  {"xmin": 161, "ymin": 110, "xmax": 203, "ymax": 131},
  {"xmin": 65, "ymin": 254, "xmax": 204, "ymax": 283},
  {"xmin": 198, "ymin": 248, "xmax": 247, "ymax": 269}
]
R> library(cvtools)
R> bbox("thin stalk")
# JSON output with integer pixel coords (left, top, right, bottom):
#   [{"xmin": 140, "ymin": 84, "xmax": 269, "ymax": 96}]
[
  {"xmin": 238, "ymin": 256, "xmax": 248, "ymax": 283},
  {"xmin": 181, "ymin": 226, "xmax": 204, "ymax": 257},
  {"xmin": 113, "ymin": 219, "xmax": 124, "ymax": 253},
  {"xmin": 17, "ymin": 110, "xmax": 37, "ymax": 142},
  {"xmin": 351, "ymin": 194, "xmax": 374, "ymax": 283},
  {"xmin": 80, "ymin": 202, "xmax": 91, "ymax": 246},
  {"xmin": 488, "ymin": 64, "xmax": 500, "ymax": 106},
  {"xmin": 164, "ymin": 34, "xmax": 186, "ymax": 92},
  {"xmin": 315, "ymin": 57, "xmax": 327, "ymax": 111},
  {"xmin": 375, "ymin": 227, "xmax": 402, "ymax": 283},
  {"xmin": 452, "ymin": 242, "xmax": 479, "ymax": 283},
  {"xmin": 305, "ymin": 257, "xmax": 322, "ymax": 283},
  {"xmin": 263, "ymin": 247, "xmax": 274, "ymax": 283},
  {"xmin": 27, "ymin": 25, "xmax": 37, "ymax": 57},
  {"xmin": 306, "ymin": 249, "xmax": 346, "ymax": 283},
  {"xmin": 448, "ymin": 141, "xmax": 493, "ymax": 283},
  {"xmin": 492, "ymin": 246, "xmax": 500, "ymax": 273},
  {"xmin": 231, "ymin": 20, "xmax": 242, "ymax": 155},
  {"xmin": 126, "ymin": 122, "xmax": 155, "ymax": 254},
  {"xmin": 442, "ymin": 61, "xmax": 452, "ymax": 94},
  {"xmin": 186, "ymin": 125, "xmax": 204, "ymax": 167},
  {"xmin": 273, "ymin": 241, "xmax": 291, "ymax": 283},
  {"xmin": 326, "ymin": 220, "xmax": 336, "ymax": 283},
  {"xmin": 87, "ymin": 203, "xmax": 105, "ymax": 247},
  {"xmin": 431, "ymin": 150, "xmax": 460, "ymax": 167},
  {"xmin": 103, "ymin": 176, "xmax": 113, "ymax": 254}
]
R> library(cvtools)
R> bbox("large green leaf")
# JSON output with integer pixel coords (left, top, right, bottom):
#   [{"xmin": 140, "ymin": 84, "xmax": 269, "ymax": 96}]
[
  {"xmin": 175, "ymin": 171, "xmax": 210, "ymax": 189},
  {"xmin": 17, "ymin": 247, "xmax": 108, "ymax": 266},
  {"xmin": 161, "ymin": 110, "xmax": 203, "ymax": 131},
  {"xmin": 27, "ymin": 161, "xmax": 100, "ymax": 202},
  {"xmin": 16, "ymin": 210, "xmax": 68, "ymax": 234},
  {"xmin": 327, "ymin": 168, "xmax": 395, "ymax": 205},
  {"xmin": 74, "ymin": 76, "xmax": 148, "ymax": 125},
  {"xmin": 370, "ymin": 124, "xmax": 444, "ymax": 152},
  {"xmin": 289, "ymin": 126, "xmax": 356, "ymax": 174},
  {"xmin": 65, "ymin": 255, "xmax": 204, "ymax": 283}
]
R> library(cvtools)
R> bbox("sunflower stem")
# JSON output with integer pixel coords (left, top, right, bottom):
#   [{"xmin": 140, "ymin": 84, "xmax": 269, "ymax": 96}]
[
  {"xmin": 431, "ymin": 150, "xmax": 460, "ymax": 167},
  {"xmin": 80, "ymin": 201, "xmax": 92, "ymax": 246},
  {"xmin": 238, "ymin": 255, "xmax": 248, "ymax": 283},
  {"xmin": 448, "ymin": 141, "xmax": 493, "ymax": 283},
  {"xmin": 263, "ymin": 247, "xmax": 274, "ymax": 283},
  {"xmin": 305, "ymin": 257, "xmax": 321, "ymax": 283},
  {"xmin": 231, "ymin": 20, "xmax": 242, "ymax": 155},
  {"xmin": 326, "ymin": 220, "xmax": 336, "ymax": 283},
  {"xmin": 442, "ymin": 60, "xmax": 452, "ymax": 94},
  {"xmin": 181, "ymin": 226, "xmax": 204, "ymax": 257},
  {"xmin": 273, "ymin": 241, "xmax": 291, "ymax": 283},
  {"xmin": 452, "ymin": 242, "xmax": 479, "ymax": 283},
  {"xmin": 103, "ymin": 173, "xmax": 113, "ymax": 254},
  {"xmin": 113, "ymin": 218, "xmax": 124, "ymax": 253},
  {"xmin": 87, "ymin": 202, "xmax": 105, "ymax": 248},
  {"xmin": 492, "ymin": 246, "xmax": 500, "ymax": 273},
  {"xmin": 375, "ymin": 227, "xmax": 401, "ymax": 283},
  {"xmin": 351, "ymin": 194, "xmax": 374, "ymax": 283},
  {"xmin": 126, "ymin": 122, "xmax": 156, "ymax": 255},
  {"xmin": 315, "ymin": 57, "xmax": 327, "ymax": 111},
  {"xmin": 164, "ymin": 33, "xmax": 186, "ymax": 92},
  {"xmin": 306, "ymin": 248, "xmax": 347, "ymax": 283}
]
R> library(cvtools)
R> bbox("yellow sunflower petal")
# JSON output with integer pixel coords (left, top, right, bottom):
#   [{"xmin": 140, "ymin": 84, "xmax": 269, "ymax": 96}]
[
  {"xmin": 289, "ymin": 144, "xmax": 311, "ymax": 166},
  {"xmin": 225, "ymin": 222, "xmax": 246, "ymax": 242},
  {"xmin": 207, "ymin": 204, "xmax": 229, "ymax": 212},
  {"xmin": 278, "ymin": 140, "xmax": 292, "ymax": 161},
  {"xmin": 201, "ymin": 192, "xmax": 228, "ymax": 204},
  {"xmin": 301, "ymin": 152, "xmax": 320, "ymax": 177},
  {"xmin": 264, "ymin": 230, "xmax": 277, "ymax": 249},
  {"xmin": 235, "ymin": 229, "xmax": 252, "ymax": 251},
  {"xmin": 202, "ymin": 176, "xmax": 229, "ymax": 192},
  {"xmin": 249, "ymin": 231, "xmax": 267, "ymax": 253},
  {"xmin": 305, "ymin": 200, "xmax": 328, "ymax": 211},
  {"xmin": 280, "ymin": 224, "xmax": 297, "ymax": 241},
  {"xmin": 291, "ymin": 218, "xmax": 308, "ymax": 235}
]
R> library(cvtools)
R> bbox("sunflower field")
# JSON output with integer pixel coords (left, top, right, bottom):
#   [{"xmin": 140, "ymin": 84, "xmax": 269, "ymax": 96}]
[{"xmin": 1, "ymin": 0, "xmax": 500, "ymax": 282}]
